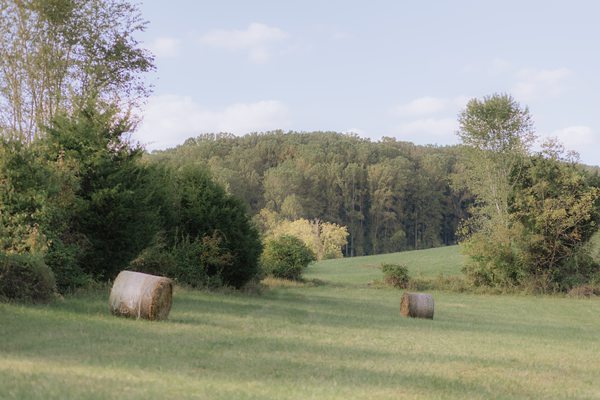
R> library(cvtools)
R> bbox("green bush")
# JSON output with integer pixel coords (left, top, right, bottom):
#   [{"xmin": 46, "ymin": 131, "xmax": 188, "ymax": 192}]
[
  {"xmin": 129, "ymin": 232, "xmax": 240, "ymax": 288},
  {"xmin": 169, "ymin": 234, "xmax": 234, "ymax": 288},
  {"xmin": 45, "ymin": 239, "xmax": 94, "ymax": 293},
  {"xmin": 0, "ymin": 252, "xmax": 57, "ymax": 302},
  {"xmin": 169, "ymin": 166, "xmax": 262, "ymax": 288},
  {"xmin": 43, "ymin": 106, "xmax": 164, "ymax": 281},
  {"xmin": 128, "ymin": 235, "xmax": 177, "ymax": 278},
  {"xmin": 381, "ymin": 263, "xmax": 410, "ymax": 288},
  {"xmin": 260, "ymin": 235, "xmax": 316, "ymax": 281}
]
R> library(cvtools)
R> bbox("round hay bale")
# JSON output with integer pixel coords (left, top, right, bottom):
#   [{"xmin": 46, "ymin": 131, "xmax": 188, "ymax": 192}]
[
  {"xmin": 109, "ymin": 271, "xmax": 173, "ymax": 321},
  {"xmin": 400, "ymin": 292, "xmax": 434, "ymax": 319}
]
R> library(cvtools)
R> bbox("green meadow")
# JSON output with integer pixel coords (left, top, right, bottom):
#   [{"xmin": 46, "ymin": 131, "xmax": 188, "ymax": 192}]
[{"xmin": 1, "ymin": 246, "xmax": 599, "ymax": 399}]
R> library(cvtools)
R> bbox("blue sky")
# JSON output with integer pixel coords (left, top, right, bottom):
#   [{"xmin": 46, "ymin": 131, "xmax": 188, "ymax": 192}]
[{"xmin": 134, "ymin": 0, "xmax": 600, "ymax": 166}]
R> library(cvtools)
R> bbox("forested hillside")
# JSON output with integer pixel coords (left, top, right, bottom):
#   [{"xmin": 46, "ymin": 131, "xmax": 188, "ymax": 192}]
[{"xmin": 148, "ymin": 132, "xmax": 473, "ymax": 257}]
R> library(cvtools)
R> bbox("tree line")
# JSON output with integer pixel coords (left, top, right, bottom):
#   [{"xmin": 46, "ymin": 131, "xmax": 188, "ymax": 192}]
[{"xmin": 149, "ymin": 132, "xmax": 473, "ymax": 257}]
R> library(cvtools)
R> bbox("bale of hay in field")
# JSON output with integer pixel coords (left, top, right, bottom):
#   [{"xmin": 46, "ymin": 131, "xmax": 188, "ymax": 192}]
[
  {"xmin": 109, "ymin": 271, "xmax": 173, "ymax": 321},
  {"xmin": 400, "ymin": 292, "xmax": 434, "ymax": 319}
]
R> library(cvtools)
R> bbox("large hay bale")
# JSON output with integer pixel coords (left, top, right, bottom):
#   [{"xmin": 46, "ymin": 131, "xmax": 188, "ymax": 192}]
[
  {"xmin": 400, "ymin": 292, "xmax": 434, "ymax": 319},
  {"xmin": 109, "ymin": 271, "xmax": 173, "ymax": 321}
]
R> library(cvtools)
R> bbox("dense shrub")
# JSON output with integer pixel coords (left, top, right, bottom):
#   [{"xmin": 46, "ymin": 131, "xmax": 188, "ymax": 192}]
[
  {"xmin": 169, "ymin": 234, "xmax": 234, "ymax": 288},
  {"xmin": 128, "ymin": 234, "xmax": 177, "ymax": 277},
  {"xmin": 43, "ymin": 106, "xmax": 165, "ymax": 281},
  {"xmin": 169, "ymin": 166, "xmax": 262, "ymax": 288},
  {"xmin": 44, "ymin": 239, "xmax": 93, "ymax": 293},
  {"xmin": 0, "ymin": 252, "xmax": 56, "ymax": 302},
  {"xmin": 568, "ymin": 284, "xmax": 600, "ymax": 298},
  {"xmin": 381, "ymin": 263, "xmax": 410, "ymax": 288},
  {"xmin": 130, "ymin": 233, "xmax": 241, "ymax": 289},
  {"xmin": 260, "ymin": 235, "xmax": 316, "ymax": 280}
]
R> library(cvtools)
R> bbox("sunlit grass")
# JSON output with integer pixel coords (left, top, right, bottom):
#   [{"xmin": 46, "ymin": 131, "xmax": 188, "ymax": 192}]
[
  {"xmin": 306, "ymin": 245, "xmax": 466, "ymax": 285},
  {"xmin": 1, "ymin": 245, "xmax": 599, "ymax": 399}
]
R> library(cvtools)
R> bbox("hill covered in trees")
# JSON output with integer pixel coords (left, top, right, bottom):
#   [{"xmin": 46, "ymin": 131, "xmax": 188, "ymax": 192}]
[{"xmin": 148, "ymin": 132, "xmax": 474, "ymax": 257}]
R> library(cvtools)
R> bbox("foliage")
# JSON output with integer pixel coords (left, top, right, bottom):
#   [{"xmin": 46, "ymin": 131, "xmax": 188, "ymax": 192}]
[
  {"xmin": 168, "ymin": 166, "xmax": 262, "ymax": 288},
  {"xmin": 0, "ymin": 139, "xmax": 53, "ymax": 254},
  {"xmin": 42, "ymin": 104, "xmax": 164, "ymax": 281},
  {"xmin": 567, "ymin": 284, "xmax": 600, "ymax": 297},
  {"xmin": 0, "ymin": 252, "xmax": 56, "ymax": 302},
  {"xmin": 510, "ymin": 143, "xmax": 600, "ymax": 290},
  {"xmin": 128, "ymin": 233, "xmax": 177, "ymax": 277},
  {"xmin": 45, "ymin": 238, "xmax": 93, "ymax": 293},
  {"xmin": 457, "ymin": 94, "xmax": 600, "ymax": 291},
  {"xmin": 265, "ymin": 217, "xmax": 349, "ymax": 260},
  {"xmin": 169, "ymin": 234, "xmax": 234, "ymax": 288},
  {"xmin": 381, "ymin": 263, "xmax": 410, "ymax": 288},
  {"xmin": 456, "ymin": 93, "xmax": 535, "ymax": 225},
  {"xmin": 0, "ymin": 102, "xmax": 166, "ymax": 291},
  {"xmin": 260, "ymin": 235, "xmax": 316, "ymax": 280},
  {"xmin": 0, "ymin": 0, "xmax": 265, "ymax": 294},
  {"xmin": 0, "ymin": 105, "xmax": 262, "ymax": 292},
  {"xmin": 149, "ymin": 132, "xmax": 472, "ymax": 256},
  {"xmin": 0, "ymin": 0, "xmax": 154, "ymax": 142},
  {"xmin": 461, "ymin": 223, "xmax": 526, "ymax": 287}
]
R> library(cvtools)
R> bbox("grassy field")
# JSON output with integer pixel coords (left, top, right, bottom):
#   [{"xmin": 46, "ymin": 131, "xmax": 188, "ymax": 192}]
[{"xmin": 1, "ymin": 245, "xmax": 599, "ymax": 399}]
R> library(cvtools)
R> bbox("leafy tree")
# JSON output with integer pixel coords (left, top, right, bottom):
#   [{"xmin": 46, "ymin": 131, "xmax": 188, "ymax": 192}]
[
  {"xmin": 267, "ymin": 218, "xmax": 349, "ymax": 260},
  {"xmin": 41, "ymin": 103, "xmax": 163, "ymax": 281},
  {"xmin": 169, "ymin": 166, "xmax": 262, "ymax": 288},
  {"xmin": 457, "ymin": 94, "xmax": 537, "ymax": 287},
  {"xmin": 341, "ymin": 162, "xmax": 368, "ymax": 256},
  {"xmin": 457, "ymin": 94, "xmax": 535, "ymax": 225},
  {"xmin": 511, "ymin": 142, "xmax": 600, "ymax": 290},
  {"xmin": 458, "ymin": 94, "xmax": 600, "ymax": 290},
  {"xmin": 0, "ymin": 0, "xmax": 154, "ymax": 142},
  {"xmin": 0, "ymin": 140, "xmax": 54, "ymax": 254},
  {"xmin": 263, "ymin": 159, "xmax": 306, "ymax": 213},
  {"xmin": 260, "ymin": 235, "xmax": 315, "ymax": 280},
  {"xmin": 367, "ymin": 157, "xmax": 410, "ymax": 253}
]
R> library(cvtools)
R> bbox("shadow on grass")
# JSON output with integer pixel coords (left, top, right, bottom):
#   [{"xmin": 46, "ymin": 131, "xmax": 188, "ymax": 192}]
[{"xmin": 2, "ymin": 285, "xmax": 597, "ymax": 399}]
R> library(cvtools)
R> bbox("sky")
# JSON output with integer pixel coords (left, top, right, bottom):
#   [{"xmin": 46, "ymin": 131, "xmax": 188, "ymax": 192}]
[{"xmin": 134, "ymin": 0, "xmax": 600, "ymax": 166}]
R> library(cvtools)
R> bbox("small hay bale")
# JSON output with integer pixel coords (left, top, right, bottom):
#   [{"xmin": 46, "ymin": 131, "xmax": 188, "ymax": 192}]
[
  {"xmin": 400, "ymin": 292, "xmax": 434, "ymax": 319},
  {"xmin": 109, "ymin": 271, "xmax": 173, "ymax": 321}
]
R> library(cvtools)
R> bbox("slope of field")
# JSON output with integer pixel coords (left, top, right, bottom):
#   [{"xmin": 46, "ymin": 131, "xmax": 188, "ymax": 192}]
[
  {"xmin": 306, "ymin": 245, "xmax": 465, "ymax": 285},
  {"xmin": 1, "ymin": 246, "xmax": 599, "ymax": 400}
]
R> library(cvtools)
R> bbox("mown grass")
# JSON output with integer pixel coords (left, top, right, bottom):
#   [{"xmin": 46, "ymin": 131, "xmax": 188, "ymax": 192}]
[
  {"xmin": 1, "ymin": 245, "xmax": 599, "ymax": 399},
  {"xmin": 305, "ymin": 245, "xmax": 466, "ymax": 286}
]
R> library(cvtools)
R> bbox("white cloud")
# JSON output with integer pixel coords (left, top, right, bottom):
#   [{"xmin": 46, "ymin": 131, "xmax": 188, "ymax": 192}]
[
  {"xmin": 547, "ymin": 125, "xmax": 595, "ymax": 148},
  {"xmin": 391, "ymin": 95, "xmax": 468, "ymax": 145},
  {"xmin": 396, "ymin": 97, "xmax": 447, "ymax": 117},
  {"xmin": 534, "ymin": 125, "xmax": 599, "ymax": 165},
  {"xmin": 513, "ymin": 67, "xmax": 571, "ymax": 101},
  {"xmin": 149, "ymin": 37, "xmax": 181, "ymax": 58},
  {"xmin": 395, "ymin": 118, "xmax": 459, "ymax": 145},
  {"xmin": 488, "ymin": 58, "xmax": 513, "ymax": 75},
  {"xmin": 395, "ymin": 96, "xmax": 469, "ymax": 117},
  {"xmin": 134, "ymin": 95, "xmax": 291, "ymax": 150},
  {"xmin": 198, "ymin": 23, "xmax": 288, "ymax": 63}
]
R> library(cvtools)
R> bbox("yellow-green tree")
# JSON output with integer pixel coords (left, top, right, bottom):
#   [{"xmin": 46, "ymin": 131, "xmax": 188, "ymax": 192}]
[{"xmin": 266, "ymin": 217, "xmax": 348, "ymax": 260}]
